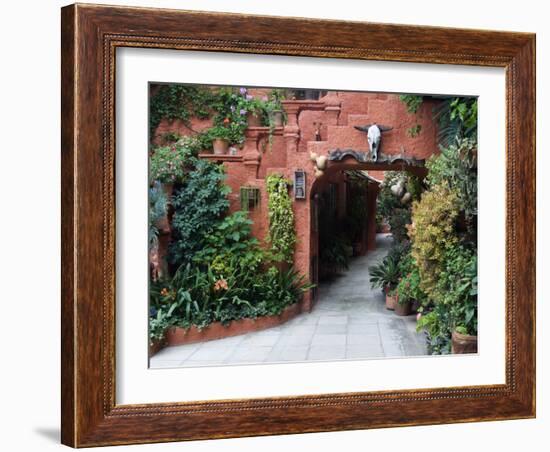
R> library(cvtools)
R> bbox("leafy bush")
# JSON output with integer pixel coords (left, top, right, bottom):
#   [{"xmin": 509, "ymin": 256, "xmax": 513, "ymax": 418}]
[
  {"xmin": 192, "ymin": 211, "xmax": 265, "ymax": 273},
  {"xmin": 388, "ymin": 208, "xmax": 411, "ymax": 243},
  {"xmin": 426, "ymin": 137, "xmax": 477, "ymax": 222},
  {"xmin": 395, "ymin": 252, "xmax": 427, "ymax": 306},
  {"xmin": 266, "ymin": 174, "xmax": 296, "ymax": 263},
  {"xmin": 436, "ymin": 245, "xmax": 478, "ymax": 335},
  {"xmin": 169, "ymin": 159, "xmax": 230, "ymax": 266},
  {"xmin": 408, "ymin": 184, "xmax": 460, "ymax": 299},
  {"xmin": 150, "ymin": 142, "xmax": 196, "ymax": 183}
]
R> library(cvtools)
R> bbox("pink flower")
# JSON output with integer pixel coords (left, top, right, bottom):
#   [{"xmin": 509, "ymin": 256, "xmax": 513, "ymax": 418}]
[
  {"xmin": 213, "ymin": 279, "xmax": 228, "ymax": 291},
  {"xmin": 416, "ymin": 313, "xmax": 422, "ymax": 322}
]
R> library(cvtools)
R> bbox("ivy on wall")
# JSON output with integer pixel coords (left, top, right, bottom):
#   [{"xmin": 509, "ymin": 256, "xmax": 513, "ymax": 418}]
[
  {"xmin": 149, "ymin": 85, "xmax": 215, "ymax": 137},
  {"xmin": 266, "ymin": 173, "xmax": 296, "ymax": 264}
]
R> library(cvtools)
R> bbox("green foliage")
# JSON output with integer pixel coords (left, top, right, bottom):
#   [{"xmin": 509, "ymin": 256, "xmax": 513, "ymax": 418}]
[
  {"xmin": 266, "ymin": 174, "xmax": 296, "ymax": 263},
  {"xmin": 399, "ymin": 94, "xmax": 424, "ymax": 113},
  {"xmin": 388, "ymin": 208, "xmax": 411, "ymax": 243},
  {"xmin": 433, "ymin": 97, "xmax": 478, "ymax": 147},
  {"xmin": 205, "ymin": 125, "xmax": 234, "ymax": 141},
  {"xmin": 369, "ymin": 249, "xmax": 402, "ymax": 291},
  {"xmin": 436, "ymin": 245, "xmax": 478, "ymax": 335},
  {"xmin": 169, "ymin": 159, "xmax": 230, "ymax": 266},
  {"xmin": 192, "ymin": 211, "xmax": 265, "ymax": 273},
  {"xmin": 426, "ymin": 137, "xmax": 478, "ymax": 222},
  {"xmin": 148, "ymin": 181, "xmax": 167, "ymax": 248},
  {"xmin": 407, "ymin": 124, "xmax": 422, "ymax": 137},
  {"xmin": 409, "ymin": 184, "xmax": 460, "ymax": 299},
  {"xmin": 395, "ymin": 252, "xmax": 427, "ymax": 306},
  {"xmin": 416, "ymin": 304, "xmax": 453, "ymax": 354},
  {"xmin": 149, "ymin": 263, "xmax": 313, "ymax": 338},
  {"xmin": 149, "ymin": 141, "xmax": 197, "ymax": 184},
  {"xmin": 319, "ymin": 235, "xmax": 353, "ymax": 275},
  {"xmin": 149, "ymin": 84, "xmax": 215, "ymax": 138}
]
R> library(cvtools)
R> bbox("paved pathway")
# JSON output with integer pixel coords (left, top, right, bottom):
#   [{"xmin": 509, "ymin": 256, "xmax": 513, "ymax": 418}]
[{"xmin": 150, "ymin": 234, "xmax": 428, "ymax": 368}]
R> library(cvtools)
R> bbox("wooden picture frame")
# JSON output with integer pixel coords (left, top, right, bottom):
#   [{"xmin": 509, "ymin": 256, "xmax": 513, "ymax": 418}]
[{"xmin": 61, "ymin": 3, "xmax": 535, "ymax": 447}]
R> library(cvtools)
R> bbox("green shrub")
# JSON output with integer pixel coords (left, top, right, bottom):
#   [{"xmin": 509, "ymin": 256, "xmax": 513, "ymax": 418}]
[
  {"xmin": 426, "ymin": 137, "xmax": 477, "ymax": 222},
  {"xmin": 388, "ymin": 208, "xmax": 411, "ymax": 243},
  {"xmin": 408, "ymin": 184, "xmax": 460, "ymax": 299},
  {"xmin": 150, "ymin": 142, "xmax": 196, "ymax": 184},
  {"xmin": 192, "ymin": 210, "xmax": 264, "ymax": 273},
  {"xmin": 169, "ymin": 159, "xmax": 230, "ymax": 266}
]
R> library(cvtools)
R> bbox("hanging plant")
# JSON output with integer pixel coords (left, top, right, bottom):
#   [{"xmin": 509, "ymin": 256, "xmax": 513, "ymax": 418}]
[{"xmin": 266, "ymin": 173, "xmax": 296, "ymax": 263}]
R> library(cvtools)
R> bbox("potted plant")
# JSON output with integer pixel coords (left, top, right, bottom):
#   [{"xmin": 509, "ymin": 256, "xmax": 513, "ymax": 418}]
[
  {"xmin": 394, "ymin": 259, "xmax": 426, "ymax": 316},
  {"xmin": 234, "ymin": 88, "xmax": 265, "ymax": 127},
  {"xmin": 451, "ymin": 326, "xmax": 478, "ymax": 354},
  {"xmin": 369, "ymin": 254, "xmax": 400, "ymax": 310},
  {"xmin": 208, "ymin": 125, "xmax": 232, "ymax": 155},
  {"xmin": 394, "ymin": 293, "xmax": 411, "ymax": 316}
]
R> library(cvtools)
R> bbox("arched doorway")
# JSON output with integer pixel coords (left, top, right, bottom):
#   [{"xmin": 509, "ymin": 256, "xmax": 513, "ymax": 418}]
[{"xmin": 308, "ymin": 151, "xmax": 427, "ymax": 307}]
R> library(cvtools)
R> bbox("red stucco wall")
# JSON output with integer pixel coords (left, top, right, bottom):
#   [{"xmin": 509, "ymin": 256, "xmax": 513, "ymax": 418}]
[{"xmin": 153, "ymin": 89, "xmax": 441, "ymax": 305}]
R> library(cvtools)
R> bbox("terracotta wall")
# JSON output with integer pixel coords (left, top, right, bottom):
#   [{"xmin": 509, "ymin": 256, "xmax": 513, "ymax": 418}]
[{"xmin": 152, "ymin": 88, "xmax": 441, "ymax": 306}]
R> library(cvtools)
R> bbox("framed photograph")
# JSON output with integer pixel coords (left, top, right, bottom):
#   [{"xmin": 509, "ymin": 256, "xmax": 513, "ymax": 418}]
[{"xmin": 61, "ymin": 3, "xmax": 535, "ymax": 447}]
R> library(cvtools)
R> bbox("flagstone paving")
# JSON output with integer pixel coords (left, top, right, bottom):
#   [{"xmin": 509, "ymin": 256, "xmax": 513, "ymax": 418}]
[{"xmin": 150, "ymin": 233, "xmax": 428, "ymax": 369}]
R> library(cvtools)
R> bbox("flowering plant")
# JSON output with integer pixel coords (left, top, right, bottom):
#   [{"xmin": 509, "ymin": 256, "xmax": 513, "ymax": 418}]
[{"xmin": 149, "ymin": 142, "xmax": 195, "ymax": 183}]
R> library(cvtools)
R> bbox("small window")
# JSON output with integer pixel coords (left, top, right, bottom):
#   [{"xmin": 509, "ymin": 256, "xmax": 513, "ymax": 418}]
[{"xmin": 240, "ymin": 186, "xmax": 260, "ymax": 211}]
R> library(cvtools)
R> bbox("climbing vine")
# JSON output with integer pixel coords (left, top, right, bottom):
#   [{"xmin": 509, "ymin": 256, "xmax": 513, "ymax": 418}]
[
  {"xmin": 266, "ymin": 173, "xmax": 296, "ymax": 263},
  {"xmin": 149, "ymin": 84, "xmax": 215, "ymax": 138}
]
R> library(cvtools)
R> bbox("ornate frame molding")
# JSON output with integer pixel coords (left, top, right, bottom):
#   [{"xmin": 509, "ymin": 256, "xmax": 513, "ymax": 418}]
[{"xmin": 61, "ymin": 4, "xmax": 535, "ymax": 447}]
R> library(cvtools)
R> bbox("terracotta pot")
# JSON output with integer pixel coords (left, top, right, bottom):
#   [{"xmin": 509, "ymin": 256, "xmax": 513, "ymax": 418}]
[
  {"xmin": 394, "ymin": 299, "xmax": 412, "ymax": 316},
  {"xmin": 247, "ymin": 112, "xmax": 262, "ymax": 127},
  {"xmin": 451, "ymin": 330, "xmax": 478, "ymax": 354},
  {"xmin": 271, "ymin": 110, "xmax": 284, "ymax": 127},
  {"xmin": 410, "ymin": 299, "xmax": 421, "ymax": 314},
  {"xmin": 385, "ymin": 288, "xmax": 397, "ymax": 310},
  {"xmin": 212, "ymin": 138, "xmax": 229, "ymax": 155}
]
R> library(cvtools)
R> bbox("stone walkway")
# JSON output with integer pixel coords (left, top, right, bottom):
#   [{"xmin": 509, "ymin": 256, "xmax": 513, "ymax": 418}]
[{"xmin": 150, "ymin": 233, "xmax": 427, "ymax": 368}]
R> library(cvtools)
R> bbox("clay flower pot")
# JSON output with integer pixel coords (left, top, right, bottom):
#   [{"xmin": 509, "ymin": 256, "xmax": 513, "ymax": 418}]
[
  {"xmin": 247, "ymin": 112, "xmax": 262, "ymax": 127},
  {"xmin": 451, "ymin": 330, "xmax": 478, "ymax": 354},
  {"xmin": 394, "ymin": 299, "xmax": 412, "ymax": 316},
  {"xmin": 271, "ymin": 110, "xmax": 284, "ymax": 127},
  {"xmin": 212, "ymin": 138, "xmax": 229, "ymax": 155},
  {"xmin": 385, "ymin": 287, "xmax": 397, "ymax": 310}
]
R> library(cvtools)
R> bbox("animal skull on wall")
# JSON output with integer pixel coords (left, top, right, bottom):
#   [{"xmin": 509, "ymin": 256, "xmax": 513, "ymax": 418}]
[{"xmin": 354, "ymin": 123, "xmax": 393, "ymax": 161}]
